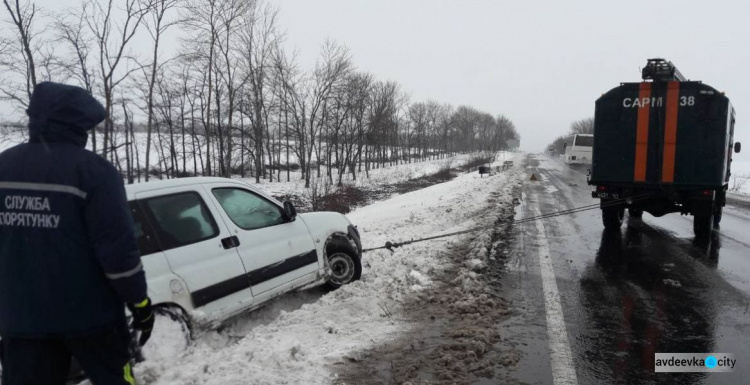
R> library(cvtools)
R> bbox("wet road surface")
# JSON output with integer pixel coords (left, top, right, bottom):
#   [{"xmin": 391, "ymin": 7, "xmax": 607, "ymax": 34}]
[{"xmin": 502, "ymin": 154, "xmax": 750, "ymax": 384}]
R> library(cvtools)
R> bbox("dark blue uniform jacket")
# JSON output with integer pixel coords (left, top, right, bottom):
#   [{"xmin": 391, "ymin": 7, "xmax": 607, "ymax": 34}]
[{"xmin": 0, "ymin": 82, "xmax": 147, "ymax": 337}]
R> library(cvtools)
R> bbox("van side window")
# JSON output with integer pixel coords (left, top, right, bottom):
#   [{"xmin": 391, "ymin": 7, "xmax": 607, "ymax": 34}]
[
  {"xmin": 129, "ymin": 201, "xmax": 161, "ymax": 256},
  {"xmin": 212, "ymin": 188, "xmax": 285, "ymax": 230},
  {"xmin": 145, "ymin": 192, "xmax": 219, "ymax": 251}
]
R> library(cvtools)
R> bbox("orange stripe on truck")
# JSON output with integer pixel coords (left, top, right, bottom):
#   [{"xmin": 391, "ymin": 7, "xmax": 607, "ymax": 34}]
[
  {"xmin": 634, "ymin": 82, "xmax": 652, "ymax": 182},
  {"xmin": 661, "ymin": 81, "xmax": 680, "ymax": 183}
]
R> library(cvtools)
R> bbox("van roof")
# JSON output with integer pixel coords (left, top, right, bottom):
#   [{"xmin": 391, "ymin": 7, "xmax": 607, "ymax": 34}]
[{"xmin": 124, "ymin": 177, "xmax": 253, "ymax": 199}]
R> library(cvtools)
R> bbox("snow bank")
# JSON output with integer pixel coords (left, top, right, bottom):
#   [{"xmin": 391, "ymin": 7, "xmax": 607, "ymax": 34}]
[{"xmin": 732, "ymin": 159, "xmax": 750, "ymax": 195}]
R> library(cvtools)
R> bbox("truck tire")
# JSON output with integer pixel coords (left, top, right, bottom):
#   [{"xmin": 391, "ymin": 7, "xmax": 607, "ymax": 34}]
[
  {"xmin": 713, "ymin": 205, "xmax": 723, "ymax": 226},
  {"xmin": 693, "ymin": 212, "xmax": 714, "ymax": 238},
  {"xmin": 602, "ymin": 203, "xmax": 624, "ymax": 229}
]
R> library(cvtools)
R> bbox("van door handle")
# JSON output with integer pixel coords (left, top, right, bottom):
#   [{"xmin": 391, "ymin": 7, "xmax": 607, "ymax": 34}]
[{"xmin": 221, "ymin": 236, "xmax": 240, "ymax": 249}]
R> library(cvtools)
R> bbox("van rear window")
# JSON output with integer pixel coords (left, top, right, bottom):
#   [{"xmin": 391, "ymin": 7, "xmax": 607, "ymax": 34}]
[{"xmin": 575, "ymin": 136, "xmax": 594, "ymax": 147}]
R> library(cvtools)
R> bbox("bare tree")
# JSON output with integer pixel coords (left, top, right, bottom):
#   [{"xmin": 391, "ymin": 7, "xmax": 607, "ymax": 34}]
[
  {"xmin": 365, "ymin": 80, "xmax": 400, "ymax": 174},
  {"xmin": 494, "ymin": 114, "xmax": 517, "ymax": 151},
  {"xmin": 153, "ymin": 69, "xmax": 182, "ymax": 179},
  {"xmin": 337, "ymin": 72, "xmax": 371, "ymax": 184},
  {"xmin": 83, "ymin": 0, "xmax": 152, "ymax": 161},
  {"xmin": 55, "ymin": 11, "xmax": 95, "ymax": 93},
  {"xmin": 408, "ymin": 102, "xmax": 429, "ymax": 162},
  {"xmin": 422, "ymin": 100, "xmax": 441, "ymax": 160},
  {"xmin": 570, "ymin": 117, "xmax": 594, "ymax": 134},
  {"xmin": 323, "ymin": 74, "xmax": 353, "ymax": 184},
  {"xmin": 182, "ymin": 0, "xmax": 230, "ymax": 176},
  {"xmin": 299, "ymin": 40, "xmax": 352, "ymax": 187},
  {"xmin": 55, "ymin": 10, "xmax": 99, "ymax": 150},
  {"xmin": 180, "ymin": 0, "xmax": 256, "ymax": 178},
  {"xmin": 236, "ymin": 1, "xmax": 282, "ymax": 182},
  {"xmin": 0, "ymin": 0, "xmax": 40, "ymax": 107},
  {"xmin": 178, "ymin": 55, "xmax": 204, "ymax": 175},
  {"xmin": 143, "ymin": 0, "xmax": 180, "ymax": 181},
  {"xmin": 121, "ymin": 98, "xmax": 135, "ymax": 183},
  {"xmin": 729, "ymin": 173, "xmax": 749, "ymax": 193},
  {"xmin": 271, "ymin": 47, "xmax": 302, "ymax": 182},
  {"xmin": 435, "ymin": 103, "xmax": 453, "ymax": 158}
]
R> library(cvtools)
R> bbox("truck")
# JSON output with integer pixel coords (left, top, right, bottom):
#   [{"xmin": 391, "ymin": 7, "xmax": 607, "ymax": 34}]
[{"xmin": 588, "ymin": 58, "xmax": 741, "ymax": 237}]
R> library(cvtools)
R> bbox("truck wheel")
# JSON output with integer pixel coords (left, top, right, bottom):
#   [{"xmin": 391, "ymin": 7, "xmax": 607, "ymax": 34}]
[
  {"xmin": 628, "ymin": 208, "xmax": 643, "ymax": 219},
  {"xmin": 602, "ymin": 203, "xmax": 624, "ymax": 229},
  {"xmin": 693, "ymin": 212, "xmax": 714, "ymax": 238},
  {"xmin": 713, "ymin": 205, "xmax": 723, "ymax": 226}
]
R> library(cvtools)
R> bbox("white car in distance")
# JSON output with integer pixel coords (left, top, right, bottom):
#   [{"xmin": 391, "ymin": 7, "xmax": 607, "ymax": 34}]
[
  {"xmin": 126, "ymin": 177, "xmax": 362, "ymax": 344},
  {"xmin": 564, "ymin": 133, "xmax": 594, "ymax": 164}
]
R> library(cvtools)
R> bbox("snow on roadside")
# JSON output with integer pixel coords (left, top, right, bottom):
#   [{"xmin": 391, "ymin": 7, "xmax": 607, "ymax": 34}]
[
  {"xmin": 249, "ymin": 152, "xmax": 494, "ymax": 200},
  {"xmin": 732, "ymin": 159, "xmax": 750, "ymax": 195},
  {"xmin": 133, "ymin": 152, "xmax": 525, "ymax": 385}
]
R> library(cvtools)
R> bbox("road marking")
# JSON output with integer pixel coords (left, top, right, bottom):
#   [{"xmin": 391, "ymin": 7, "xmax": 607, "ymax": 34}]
[{"xmin": 532, "ymin": 202, "xmax": 579, "ymax": 385}]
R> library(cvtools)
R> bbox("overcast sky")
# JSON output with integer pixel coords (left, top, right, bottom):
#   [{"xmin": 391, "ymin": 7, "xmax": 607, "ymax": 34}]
[
  {"xmin": 3, "ymin": 0, "xmax": 749, "ymax": 160},
  {"xmin": 270, "ymin": 0, "xmax": 750, "ymax": 159}
]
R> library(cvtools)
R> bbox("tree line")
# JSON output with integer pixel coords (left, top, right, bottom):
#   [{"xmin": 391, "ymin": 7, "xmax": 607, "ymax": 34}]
[{"xmin": 1, "ymin": 0, "xmax": 519, "ymax": 187}]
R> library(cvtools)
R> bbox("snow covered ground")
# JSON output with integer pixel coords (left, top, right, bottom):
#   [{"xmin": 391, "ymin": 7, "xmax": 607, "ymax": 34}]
[
  {"xmin": 247, "ymin": 152, "xmax": 490, "ymax": 200},
  {"xmin": 122, "ymin": 152, "xmax": 526, "ymax": 385},
  {"xmin": 732, "ymin": 159, "xmax": 750, "ymax": 195}
]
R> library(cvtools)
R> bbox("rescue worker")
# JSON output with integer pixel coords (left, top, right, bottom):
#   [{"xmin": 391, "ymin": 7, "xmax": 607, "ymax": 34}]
[{"xmin": 0, "ymin": 82, "xmax": 154, "ymax": 384}]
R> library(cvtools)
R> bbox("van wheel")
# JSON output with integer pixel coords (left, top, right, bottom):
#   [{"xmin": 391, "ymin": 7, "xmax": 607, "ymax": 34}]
[
  {"xmin": 628, "ymin": 208, "xmax": 643, "ymax": 219},
  {"xmin": 325, "ymin": 248, "xmax": 362, "ymax": 290},
  {"xmin": 693, "ymin": 212, "xmax": 714, "ymax": 238},
  {"xmin": 602, "ymin": 202, "xmax": 625, "ymax": 229},
  {"xmin": 138, "ymin": 306, "xmax": 192, "ymax": 362}
]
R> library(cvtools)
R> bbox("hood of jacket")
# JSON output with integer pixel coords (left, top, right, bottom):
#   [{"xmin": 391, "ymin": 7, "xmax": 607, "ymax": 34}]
[{"xmin": 26, "ymin": 82, "xmax": 106, "ymax": 147}]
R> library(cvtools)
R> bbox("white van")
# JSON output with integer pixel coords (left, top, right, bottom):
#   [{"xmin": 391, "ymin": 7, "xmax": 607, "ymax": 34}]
[
  {"xmin": 564, "ymin": 134, "xmax": 594, "ymax": 164},
  {"xmin": 126, "ymin": 177, "xmax": 362, "ymax": 331}
]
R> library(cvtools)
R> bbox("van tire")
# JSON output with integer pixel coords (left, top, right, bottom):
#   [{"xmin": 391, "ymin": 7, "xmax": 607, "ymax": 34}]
[
  {"xmin": 138, "ymin": 306, "xmax": 192, "ymax": 362},
  {"xmin": 325, "ymin": 248, "xmax": 361, "ymax": 290},
  {"xmin": 602, "ymin": 202, "xmax": 625, "ymax": 229}
]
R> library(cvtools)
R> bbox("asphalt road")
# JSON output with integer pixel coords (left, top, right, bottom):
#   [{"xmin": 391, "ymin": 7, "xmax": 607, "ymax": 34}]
[{"xmin": 500, "ymin": 154, "xmax": 750, "ymax": 385}]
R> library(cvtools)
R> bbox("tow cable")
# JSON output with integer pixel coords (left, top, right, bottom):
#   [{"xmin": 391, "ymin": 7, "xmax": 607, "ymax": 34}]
[{"xmin": 362, "ymin": 193, "xmax": 655, "ymax": 253}]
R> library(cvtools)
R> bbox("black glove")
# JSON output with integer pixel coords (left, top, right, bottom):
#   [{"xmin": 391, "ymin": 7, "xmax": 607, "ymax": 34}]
[{"xmin": 127, "ymin": 298, "xmax": 154, "ymax": 346}]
